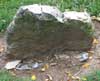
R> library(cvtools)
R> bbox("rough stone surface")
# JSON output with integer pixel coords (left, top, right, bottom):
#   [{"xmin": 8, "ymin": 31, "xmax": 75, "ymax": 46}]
[
  {"xmin": 5, "ymin": 4, "xmax": 94, "ymax": 59},
  {"xmin": 5, "ymin": 60, "xmax": 21, "ymax": 69}
]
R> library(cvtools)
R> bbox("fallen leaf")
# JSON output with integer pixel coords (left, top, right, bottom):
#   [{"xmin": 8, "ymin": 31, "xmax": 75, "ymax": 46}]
[
  {"xmin": 31, "ymin": 74, "xmax": 37, "ymax": 81},
  {"xmin": 71, "ymin": 76, "xmax": 76, "ymax": 80},
  {"xmin": 68, "ymin": 73, "xmax": 72, "ymax": 77},
  {"xmin": 50, "ymin": 63, "xmax": 57, "ymax": 66},
  {"xmin": 93, "ymin": 38, "xmax": 99, "ymax": 44},
  {"xmin": 45, "ymin": 64, "xmax": 49, "ymax": 69},
  {"xmin": 81, "ymin": 77, "xmax": 87, "ymax": 81},
  {"xmin": 66, "ymin": 72, "xmax": 81, "ymax": 81},
  {"xmin": 46, "ymin": 74, "xmax": 53, "ymax": 81},
  {"xmin": 41, "ymin": 68, "xmax": 46, "ymax": 72},
  {"xmin": 67, "ymin": 79, "xmax": 71, "ymax": 81},
  {"xmin": 41, "ymin": 64, "xmax": 49, "ymax": 72},
  {"xmin": 66, "ymin": 72, "xmax": 72, "ymax": 77},
  {"xmin": 88, "ymin": 50, "xmax": 94, "ymax": 56},
  {"xmin": 0, "ymin": 47, "xmax": 4, "ymax": 53},
  {"xmin": 82, "ymin": 63, "xmax": 90, "ymax": 69},
  {"xmin": 89, "ymin": 56, "xmax": 93, "ymax": 60},
  {"xmin": 75, "ymin": 76, "xmax": 81, "ymax": 81},
  {"xmin": 45, "ymin": 78, "xmax": 49, "ymax": 81},
  {"xmin": 66, "ymin": 72, "xmax": 71, "ymax": 81}
]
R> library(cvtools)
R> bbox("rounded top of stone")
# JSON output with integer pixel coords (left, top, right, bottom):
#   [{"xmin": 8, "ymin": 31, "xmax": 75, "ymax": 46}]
[
  {"xmin": 15, "ymin": 4, "xmax": 91, "ymax": 23},
  {"xmin": 19, "ymin": 4, "xmax": 63, "ymax": 22},
  {"xmin": 63, "ymin": 11, "xmax": 91, "ymax": 23}
]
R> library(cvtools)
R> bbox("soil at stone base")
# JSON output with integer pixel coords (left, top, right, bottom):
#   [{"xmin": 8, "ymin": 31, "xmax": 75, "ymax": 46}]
[{"xmin": 0, "ymin": 20, "xmax": 100, "ymax": 81}]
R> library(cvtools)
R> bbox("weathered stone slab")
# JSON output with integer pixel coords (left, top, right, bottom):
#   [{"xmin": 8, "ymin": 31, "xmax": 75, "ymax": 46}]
[{"xmin": 5, "ymin": 4, "xmax": 94, "ymax": 59}]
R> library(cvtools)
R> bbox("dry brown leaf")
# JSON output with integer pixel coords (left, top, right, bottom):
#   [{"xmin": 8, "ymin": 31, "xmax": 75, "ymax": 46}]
[
  {"xmin": 82, "ymin": 63, "xmax": 90, "ymax": 69},
  {"xmin": 81, "ymin": 77, "xmax": 87, "ymax": 81},
  {"xmin": 66, "ymin": 72, "xmax": 72, "ymax": 77},
  {"xmin": 31, "ymin": 74, "xmax": 37, "ymax": 81},
  {"xmin": 67, "ymin": 79, "xmax": 72, "ymax": 81},
  {"xmin": 46, "ymin": 74, "xmax": 53, "ymax": 81},
  {"xmin": 88, "ymin": 50, "xmax": 94, "ymax": 56},
  {"xmin": 89, "ymin": 56, "xmax": 93, "ymax": 60},
  {"xmin": 71, "ymin": 76, "xmax": 76, "ymax": 80},
  {"xmin": 75, "ymin": 76, "xmax": 81, "ymax": 81},
  {"xmin": 41, "ymin": 68, "xmax": 46, "ymax": 72},
  {"xmin": 0, "ymin": 47, "xmax": 4, "ymax": 53},
  {"xmin": 87, "ymin": 50, "xmax": 94, "ymax": 60},
  {"xmin": 50, "ymin": 63, "xmax": 57, "ymax": 66},
  {"xmin": 45, "ymin": 78, "xmax": 49, "ymax": 81},
  {"xmin": 41, "ymin": 64, "xmax": 49, "ymax": 72},
  {"xmin": 93, "ymin": 38, "xmax": 99, "ymax": 44}
]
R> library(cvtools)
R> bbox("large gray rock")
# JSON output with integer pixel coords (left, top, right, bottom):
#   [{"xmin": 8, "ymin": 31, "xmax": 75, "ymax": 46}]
[{"xmin": 5, "ymin": 4, "xmax": 94, "ymax": 59}]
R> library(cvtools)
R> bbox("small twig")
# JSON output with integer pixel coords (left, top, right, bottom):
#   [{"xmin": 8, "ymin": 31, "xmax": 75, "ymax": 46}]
[{"xmin": 74, "ymin": 69, "xmax": 82, "ymax": 76}]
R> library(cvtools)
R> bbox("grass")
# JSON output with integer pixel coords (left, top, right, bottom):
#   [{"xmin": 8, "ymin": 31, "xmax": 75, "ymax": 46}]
[
  {"xmin": 0, "ymin": 70, "xmax": 100, "ymax": 81},
  {"xmin": 0, "ymin": 70, "xmax": 31, "ymax": 81},
  {"xmin": 82, "ymin": 70, "xmax": 100, "ymax": 81},
  {"xmin": 0, "ymin": 0, "xmax": 100, "ymax": 31}
]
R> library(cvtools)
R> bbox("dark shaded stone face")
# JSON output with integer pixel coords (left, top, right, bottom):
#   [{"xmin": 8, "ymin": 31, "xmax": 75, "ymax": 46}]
[{"xmin": 5, "ymin": 5, "xmax": 93, "ymax": 59}]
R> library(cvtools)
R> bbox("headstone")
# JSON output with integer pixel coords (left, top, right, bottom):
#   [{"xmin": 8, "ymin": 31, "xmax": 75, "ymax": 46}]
[{"xmin": 5, "ymin": 4, "xmax": 94, "ymax": 59}]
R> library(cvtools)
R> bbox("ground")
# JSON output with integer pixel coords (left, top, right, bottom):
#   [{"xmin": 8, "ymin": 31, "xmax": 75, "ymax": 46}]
[{"xmin": 0, "ymin": 20, "xmax": 100, "ymax": 81}]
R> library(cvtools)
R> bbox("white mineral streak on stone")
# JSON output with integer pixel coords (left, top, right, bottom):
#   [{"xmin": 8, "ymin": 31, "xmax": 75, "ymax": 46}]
[{"xmin": 63, "ymin": 11, "xmax": 91, "ymax": 23}]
